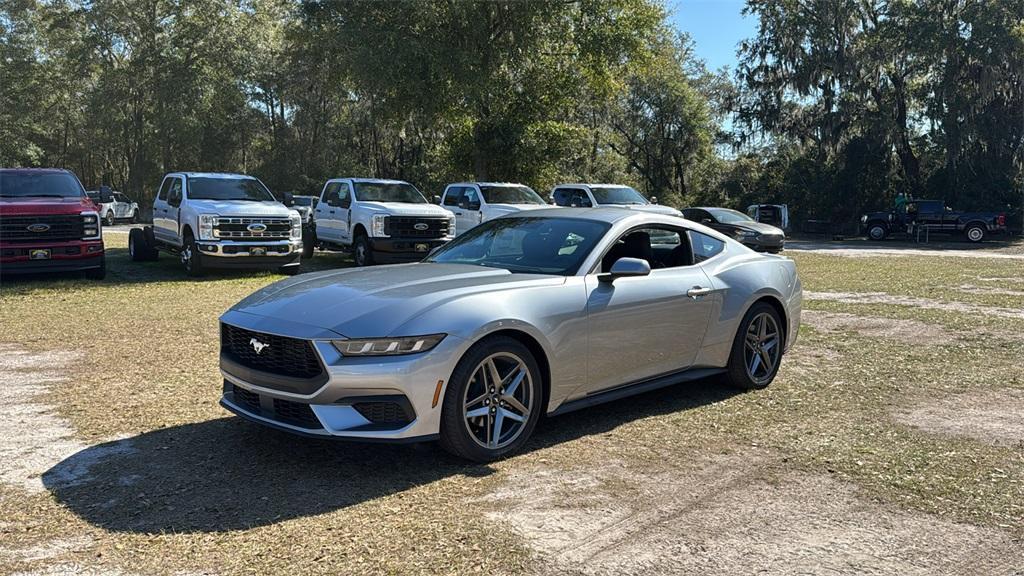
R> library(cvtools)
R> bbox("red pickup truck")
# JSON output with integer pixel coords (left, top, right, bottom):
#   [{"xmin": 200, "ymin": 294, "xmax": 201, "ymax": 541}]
[{"xmin": 0, "ymin": 168, "xmax": 110, "ymax": 278}]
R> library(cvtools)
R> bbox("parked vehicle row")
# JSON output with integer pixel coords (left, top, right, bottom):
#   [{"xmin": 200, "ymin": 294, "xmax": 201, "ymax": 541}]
[{"xmin": 87, "ymin": 189, "xmax": 140, "ymax": 225}]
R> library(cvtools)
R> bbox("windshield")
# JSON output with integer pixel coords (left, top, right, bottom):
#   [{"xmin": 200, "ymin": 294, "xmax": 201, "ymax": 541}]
[
  {"xmin": 293, "ymin": 196, "xmax": 317, "ymax": 207},
  {"xmin": 0, "ymin": 171, "xmax": 85, "ymax": 198},
  {"xmin": 354, "ymin": 181, "xmax": 427, "ymax": 204},
  {"xmin": 590, "ymin": 186, "xmax": 648, "ymax": 205},
  {"xmin": 707, "ymin": 208, "xmax": 754, "ymax": 224},
  {"xmin": 480, "ymin": 185, "xmax": 546, "ymax": 205},
  {"xmin": 188, "ymin": 177, "xmax": 275, "ymax": 201},
  {"xmin": 427, "ymin": 216, "xmax": 609, "ymax": 275}
]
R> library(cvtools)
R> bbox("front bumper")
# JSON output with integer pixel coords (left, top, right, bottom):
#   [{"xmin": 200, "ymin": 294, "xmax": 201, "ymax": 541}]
[
  {"xmin": 0, "ymin": 240, "xmax": 104, "ymax": 274},
  {"xmin": 742, "ymin": 236, "xmax": 785, "ymax": 253},
  {"xmin": 194, "ymin": 239, "xmax": 302, "ymax": 268},
  {"xmin": 218, "ymin": 312, "xmax": 468, "ymax": 441},
  {"xmin": 369, "ymin": 237, "xmax": 450, "ymax": 264}
]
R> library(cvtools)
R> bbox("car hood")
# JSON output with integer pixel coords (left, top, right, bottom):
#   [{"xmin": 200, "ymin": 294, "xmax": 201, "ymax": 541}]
[
  {"xmin": 0, "ymin": 196, "xmax": 97, "ymax": 216},
  {"xmin": 227, "ymin": 263, "xmax": 563, "ymax": 337},
  {"xmin": 359, "ymin": 202, "xmax": 454, "ymax": 217},
  {"xmin": 186, "ymin": 199, "xmax": 293, "ymax": 217},
  {"xmin": 597, "ymin": 203, "xmax": 682, "ymax": 216},
  {"xmin": 731, "ymin": 221, "xmax": 784, "ymax": 235}
]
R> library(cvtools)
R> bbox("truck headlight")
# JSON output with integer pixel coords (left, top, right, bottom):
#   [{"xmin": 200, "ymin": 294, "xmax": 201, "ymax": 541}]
[
  {"xmin": 81, "ymin": 211, "xmax": 101, "ymax": 239},
  {"xmin": 332, "ymin": 334, "xmax": 446, "ymax": 357},
  {"xmin": 290, "ymin": 214, "xmax": 302, "ymax": 239},
  {"xmin": 371, "ymin": 214, "xmax": 389, "ymax": 238},
  {"xmin": 198, "ymin": 214, "xmax": 218, "ymax": 240},
  {"xmin": 448, "ymin": 216, "xmax": 456, "ymax": 236}
]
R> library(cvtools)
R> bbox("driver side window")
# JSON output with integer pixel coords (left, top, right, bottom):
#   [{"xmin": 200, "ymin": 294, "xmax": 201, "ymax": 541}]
[
  {"xmin": 599, "ymin": 226, "xmax": 694, "ymax": 272},
  {"xmin": 322, "ymin": 182, "xmax": 342, "ymax": 206},
  {"xmin": 167, "ymin": 178, "xmax": 183, "ymax": 207}
]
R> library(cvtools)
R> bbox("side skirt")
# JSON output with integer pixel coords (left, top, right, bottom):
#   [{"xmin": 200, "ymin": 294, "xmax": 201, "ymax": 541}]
[{"xmin": 548, "ymin": 367, "xmax": 726, "ymax": 417}]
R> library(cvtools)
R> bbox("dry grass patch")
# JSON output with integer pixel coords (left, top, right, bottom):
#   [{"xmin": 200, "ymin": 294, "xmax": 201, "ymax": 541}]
[
  {"xmin": 802, "ymin": 310, "xmax": 951, "ymax": 345},
  {"xmin": 897, "ymin": 389, "xmax": 1024, "ymax": 448}
]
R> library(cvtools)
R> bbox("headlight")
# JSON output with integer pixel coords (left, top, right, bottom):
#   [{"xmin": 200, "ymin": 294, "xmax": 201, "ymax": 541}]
[
  {"xmin": 735, "ymin": 230, "xmax": 757, "ymax": 238},
  {"xmin": 81, "ymin": 211, "xmax": 101, "ymax": 239},
  {"xmin": 371, "ymin": 214, "xmax": 389, "ymax": 238},
  {"xmin": 332, "ymin": 334, "xmax": 446, "ymax": 357},
  {"xmin": 290, "ymin": 213, "xmax": 302, "ymax": 239},
  {"xmin": 448, "ymin": 216, "xmax": 456, "ymax": 236},
  {"xmin": 860, "ymin": 215, "xmax": 867, "ymax": 223},
  {"xmin": 198, "ymin": 214, "xmax": 218, "ymax": 240}
]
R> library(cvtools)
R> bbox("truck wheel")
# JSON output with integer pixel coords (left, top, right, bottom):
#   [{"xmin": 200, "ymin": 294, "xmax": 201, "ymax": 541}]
[
  {"xmin": 130, "ymin": 209, "xmax": 139, "ymax": 224},
  {"xmin": 104, "ymin": 212, "xmax": 115, "ymax": 227},
  {"xmin": 353, "ymin": 234, "xmax": 374, "ymax": 267},
  {"xmin": 181, "ymin": 233, "xmax": 205, "ymax": 277},
  {"xmin": 129, "ymin": 228, "xmax": 146, "ymax": 261},
  {"xmin": 85, "ymin": 256, "xmax": 107, "ymax": 280},
  {"xmin": 867, "ymin": 223, "xmax": 888, "ymax": 241},
  {"xmin": 965, "ymin": 224, "xmax": 985, "ymax": 243},
  {"xmin": 142, "ymin": 227, "xmax": 159, "ymax": 260},
  {"xmin": 301, "ymin": 230, "xmax": 315, "ymax": 259}
]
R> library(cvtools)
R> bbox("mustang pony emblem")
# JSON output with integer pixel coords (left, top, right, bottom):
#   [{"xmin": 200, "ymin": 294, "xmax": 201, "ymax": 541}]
[{"xmin": 249, "ymin": 338, "xmax": 271, "ymax": 354}]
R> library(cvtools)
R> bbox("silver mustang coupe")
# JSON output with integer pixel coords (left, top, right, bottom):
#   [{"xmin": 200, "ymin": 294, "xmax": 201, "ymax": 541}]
[{"xmin": 219, "ymin": 208, "xmax": 801, "ymax": 461}]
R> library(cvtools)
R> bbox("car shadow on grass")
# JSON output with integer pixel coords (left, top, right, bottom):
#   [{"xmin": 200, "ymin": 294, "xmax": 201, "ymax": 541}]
[{"xmin": 43, "ymin": 377, "xmax": 738, "ymax": 534}]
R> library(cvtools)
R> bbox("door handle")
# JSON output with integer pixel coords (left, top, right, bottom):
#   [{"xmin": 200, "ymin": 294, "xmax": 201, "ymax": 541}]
[
  {"xmin": 454, "ymin": 212, "xmax": 463, "ymax": 216},
  {"xmin": 687, "ymin": 286, "xmax": 714, "ymax": 299},
  {"xmin": 329, "ymin": 210, "xmax": 335, "ymax": 214}
]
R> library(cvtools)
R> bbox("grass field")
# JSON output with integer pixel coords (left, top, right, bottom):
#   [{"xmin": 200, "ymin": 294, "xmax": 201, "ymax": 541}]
[{"xmin": 1, "ymin": 234, "xmax": 1022, "ymax": 575}]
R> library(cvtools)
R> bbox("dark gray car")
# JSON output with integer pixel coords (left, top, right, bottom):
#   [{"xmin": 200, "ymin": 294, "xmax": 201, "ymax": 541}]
[{"xmin": 683, "ymin": 207, "xmax": 785, "ymax": 253}]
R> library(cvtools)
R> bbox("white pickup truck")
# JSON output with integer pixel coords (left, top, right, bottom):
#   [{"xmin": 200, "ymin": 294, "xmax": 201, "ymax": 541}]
[
  {"xmin": 128, "ymin": 172, "xmax": 303, "ymax": 276},
  {"xmin": 551, "ymin": 183, "xmax": 683, "ymax": 217},
  {"xmin": 440, "ymin": 182, "xmax": 552, "ymax": 236},
  {"xmin": 312, "ymin": 178, "xmax": 455, "ymax": 266}
]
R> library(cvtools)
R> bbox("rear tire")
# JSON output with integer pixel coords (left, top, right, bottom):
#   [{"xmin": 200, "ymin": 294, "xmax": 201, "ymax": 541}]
[
  {"xmin": 724, "ymin": 302, "xmax": 784, "ymax": 391},
  {"xmin": 130, "ymin": 227, "xmax": 158, "ymax": 261},
  {"xmin": 965, "ymin": 224, "xmax": 985, "ymax": 243},
  {"xmin": 301, "ymin": 230, "xmax": 315, "ymax": 259},
  {"xmin": 353, "ymin": 233, "xmax": 374, "ymax": 267},
  {"xmin": 439, "ymin": 336, "xmax": 542, "ymax": 462}
]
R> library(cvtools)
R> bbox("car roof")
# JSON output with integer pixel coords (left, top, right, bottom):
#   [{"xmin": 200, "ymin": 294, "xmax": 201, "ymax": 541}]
[
  {"xmin": 175, "ymin": 172, "xmax": 257, "ymax": 179},
  {"xmin": 500, "ymin": 206, "xmax": 672, "ymax": 224},
  {"xmin": 447, "ymin": 182, "xmax": 530, "ymax": 187},
  {"xmin": 553, "ymin": 183, "xmax": 633, "ymax": 189},
  {"xmin": 334, "ymin": 177, "xmax": 410, "ymax": 184},
  {"xmin": 0, "ymin": 168, "xmax": 72, "ymax": 175}
]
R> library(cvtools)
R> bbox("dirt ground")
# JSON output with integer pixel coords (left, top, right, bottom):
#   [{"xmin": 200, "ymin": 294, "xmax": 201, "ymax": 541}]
[{"xmin": 1, "ymin": 235, "xmax": 1023, "ymax": 575}]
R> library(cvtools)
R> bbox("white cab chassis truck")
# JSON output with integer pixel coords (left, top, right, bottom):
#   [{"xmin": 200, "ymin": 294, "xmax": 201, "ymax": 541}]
[
  {"xmin": 551, "ymin": 183, "xmax": 683, "ymax": 217},
  {"xmin": 128, "ymin": 172, "xmax": 303, "ymax": 276},
  {"xmin": 440, "ymin": 182, "xmax": 552, "ymax": 236},
  {"xmin": 313, "ymin": 178, "xmax": 455, "ymax": 266}
]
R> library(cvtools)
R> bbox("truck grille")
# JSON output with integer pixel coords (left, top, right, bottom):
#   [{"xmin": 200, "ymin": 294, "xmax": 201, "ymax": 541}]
[
  {"xmin": 385, "ymin": 216, "xmax": 450, "ymax": 239},
  {"xmin": 216, "ymin": 217, "xmax": 292, "ymax": 241},
  {"xmin": 0, "ymin": 215, "xmax": 87, "ymax": 242},
  {"xmin": 221, "ymin": 323, "xmax": 324, "ymax": 380}
]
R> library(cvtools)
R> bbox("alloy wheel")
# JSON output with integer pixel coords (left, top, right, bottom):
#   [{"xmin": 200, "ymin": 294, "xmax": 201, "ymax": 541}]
[
  {"xmin": 743, "ymin": 312, "xmax": 781, "ymax": 385},
  {"xmin": 967, "ymin": 227, "xmax": 984, "ymax": 242},
  {"xmin": 462, "ymin": 352, "xmax": 534, "ymax": 450}
]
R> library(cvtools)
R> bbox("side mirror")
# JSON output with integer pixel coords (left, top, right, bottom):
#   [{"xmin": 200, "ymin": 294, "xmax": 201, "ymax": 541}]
[
  {"xmin": 701, "ymin": 218, "xmax": 714, "ymax": 225},
  {"xmin": 598, "ymin": 257, "xmax": 651, "ymax": 283},
  {"xmin": 650, "ymin": 196, "xmax": 658, "ymax": 205},
  {"xmin": 99, "ymin": 185, "xmax": 113, "ymax": 204},
  {"xmin": 433, "ymin": 195, "xmax": 442, "ymax": 205},
  {"xmin": 458, "ymin": 197, "xmax": 472, "ymax": 210},
  {"xmin": 282, "ymin": 191, "xmax": 294, "ymax": 206}
]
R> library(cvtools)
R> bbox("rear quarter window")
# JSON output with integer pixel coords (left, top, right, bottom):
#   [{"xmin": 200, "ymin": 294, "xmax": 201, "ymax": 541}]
[{"xmin": 688, "ymin": 231, "xmax": 725, "ymax": 263}]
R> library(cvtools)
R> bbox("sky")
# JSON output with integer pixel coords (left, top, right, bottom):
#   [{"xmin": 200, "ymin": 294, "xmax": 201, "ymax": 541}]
[{"xmin": 667, "ymin": 0, "xmax": 759, "ymax": 71}]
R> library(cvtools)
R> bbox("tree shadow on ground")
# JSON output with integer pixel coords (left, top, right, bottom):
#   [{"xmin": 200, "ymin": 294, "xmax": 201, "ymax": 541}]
[{"xmin": 44, "ymin": 377, "xmax": 739, "ymax": 534}]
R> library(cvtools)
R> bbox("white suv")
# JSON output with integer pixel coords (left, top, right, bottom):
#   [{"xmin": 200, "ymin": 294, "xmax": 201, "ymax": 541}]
[
  {"xmin": 441, "ymin": 182, "xmax": 552, "ymax": 236},
  {"xmin": 551, "ymin": 183, "xmax": 683, "ymax": 216},
  {"xmin": 313, "ymin": 178, "xmax": 455, "ymax": 266},
  {"xmin": 128, "ymin": 172, "xmax": 303, "ymax": 276}
]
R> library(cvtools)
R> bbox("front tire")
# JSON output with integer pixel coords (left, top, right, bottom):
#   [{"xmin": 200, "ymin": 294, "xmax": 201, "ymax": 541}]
[
  {"xmin": 353, "ymin": 233, "xmax": 374, "ymax": 267},
  {"xmin": 104, "ymin": 212, "xmax": 115, "ymax": 227},
  {"xmin": 439, "ymin": 336, "xmax": 542, "ymax": 462},
  {"xmin": 181, "ymin": 233, "xmax": 204, "ymax": 277},
  {"xmin": 867, "ymin": 223, "xmax": 888, "ymax": 241},
  {"xmin": 724, "ymin": 302, "xmax": 784, "ymax": 391},
  {"xmin": 301, "ymin": 229, "xmax": 316, "ymax": 259},
  {"xmin": 965, "ymin": 224, "xmax": 985, "ymax": 243},
  {"xmin": 130, "ymin": 209, "xmax": 139, "ymax": 224}
]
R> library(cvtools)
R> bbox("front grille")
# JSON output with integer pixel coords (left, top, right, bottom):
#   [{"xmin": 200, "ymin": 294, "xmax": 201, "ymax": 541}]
[
  {"xmin": 353, "ymin": 401, "xmax": 413, "ymax": 425},
  {"xmin": 232, "ymin": 385, "xmax": 262, "ymax": 413},
  {"xmin": 273, "ymin": 398, "xmax": 320, "ymax": 428},
  {"xmin": 221, "ymin": 324, "xmax": 323, "ymax": 380},
  {"xmin": 385, "ymin": 217, "xmax": 450, "ymax": 239},
  {"xmin": 0, "ymin": 215, "xmax": 87, "ymax": 242},
  {"xmin": 216, "ymin": 217, "xmax": 291, "ymax": 241}
]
